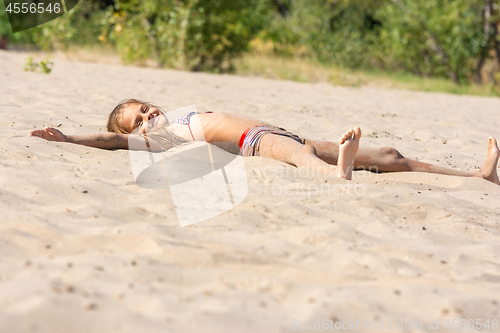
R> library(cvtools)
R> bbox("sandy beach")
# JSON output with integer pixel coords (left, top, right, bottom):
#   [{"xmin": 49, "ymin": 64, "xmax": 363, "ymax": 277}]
[{"xmin": 1, "ymin": 50, "xmax": 500, "ymax": 333}]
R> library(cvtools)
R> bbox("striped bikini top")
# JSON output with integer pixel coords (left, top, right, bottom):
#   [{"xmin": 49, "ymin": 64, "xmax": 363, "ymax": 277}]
[
  {"xmin": 171, "ymin": 111, "xmax": 213, "ymax": 125},
  {"xmin": 169, "ymin": 111, "xmax": 212, "ymax": 141}
]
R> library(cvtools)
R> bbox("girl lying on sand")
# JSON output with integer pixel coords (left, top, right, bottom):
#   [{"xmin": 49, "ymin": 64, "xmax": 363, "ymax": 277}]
[{"xmin": 29, "ymin": 99, "xmax": 500, "ymax": 184}]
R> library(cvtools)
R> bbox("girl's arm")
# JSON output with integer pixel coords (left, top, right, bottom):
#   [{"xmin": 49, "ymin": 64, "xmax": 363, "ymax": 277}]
[{"xmin": 29, "ymin": 127, "xmax": 164, "ymax": 152}]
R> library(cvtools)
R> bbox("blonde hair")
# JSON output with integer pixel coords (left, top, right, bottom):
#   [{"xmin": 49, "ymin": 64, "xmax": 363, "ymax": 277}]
[
  {"xmin": 107, "ymin": 99, "xmax": 189, "ymax": 151},
  {"xmin": 107, "ymin": 99, "xmax": 165, "ymax": 134}
]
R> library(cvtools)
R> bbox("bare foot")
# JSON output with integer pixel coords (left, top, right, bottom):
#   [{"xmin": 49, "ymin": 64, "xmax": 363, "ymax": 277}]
[
  {"xmin": 478, "ymin": 137, "xmax": 500, "ymax": 184},
  {"xmin": 337, "ymin": 127, "xmax": 361, "ymax": 180}
]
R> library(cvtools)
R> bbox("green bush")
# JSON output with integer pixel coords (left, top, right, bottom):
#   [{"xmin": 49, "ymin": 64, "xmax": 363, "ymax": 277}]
[
  {"xmin": 2, "ymin": 0, "xmax": 498, "ymax": 85},
  {"xmin": 262, "ymin": 0, "xmax": 384, "ymax": 67},
  {"xmin": 102, "ymin": 0, "xmax": 271, "ymax": 71},
  {"xmin": 0, "ymin": 1, "xmax": 36, "ymax": 44},
  {"xmin": 0, "ymin": 0, "xmax": 109, "ymax": 49},
  {"xmin": 262, "ymin": 0, "xmax": 499, "ymax": 84},
  {"xmin": 375, "ymin": 0, "xmax": 488, "ymax": 83}
]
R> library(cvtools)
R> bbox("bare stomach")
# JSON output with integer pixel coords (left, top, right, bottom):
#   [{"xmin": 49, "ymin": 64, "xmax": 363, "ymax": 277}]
[
  {"xmin": 164, "ymin": 112, "xmax": 272, "ymax": 146},
  {"xmin": 197, "ymin": 112, "xmax": 271, "ymax": 144}
]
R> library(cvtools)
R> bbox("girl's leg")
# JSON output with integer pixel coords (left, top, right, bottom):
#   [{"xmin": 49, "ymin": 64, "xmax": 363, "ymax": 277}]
[
  {"xmin": 258, "ymin": 128, "xmax": 361, "ymax": 180},
  {"xmin": 306, "ymin": 137, "xmax": 500, "ymax": 184}
]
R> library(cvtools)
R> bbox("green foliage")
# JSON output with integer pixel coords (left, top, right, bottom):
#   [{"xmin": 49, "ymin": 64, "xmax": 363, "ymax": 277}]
[
  {"xmin": 3, "ymin": 0, "xmax": 499, "ymax": 85},
  {"xmin": 23, "ymin": 57, "xmax": 38, "ymax": 72},
  {"xmin": 312, "ymin": 0, "xmax": 384, "ymax": 68},
  {"xmin": 263, "ymin": 0, "xmax": 384, "ymax": 66},
  {"xmin": 0, "ymin": 1, "xmax": 11, "ymax": 36},
  {"xmin": 1, "ymin": 1, "xmax": 112, "ymax": 50},
  {"xmin": 2, "ymin": 0, "xmax": 271, "ymax": 71},
  {"xmin": 39, "ymin": 56, "xmax": 53, "ymax": 73},
  {"xmin": 23, "ymin": 56, "xmax": 53, "ymax": 74},
  {"xmin": 100, "ymin": 0, "xmax": 271, "ymax": 71},
  {"xmin": 0, "ymin": 1, "xmax": 36, "ymax": 44},
  {"xmin": 263, "ymin": 0, "xmax": 499, "ymax": 84},
  {"xmin": 375, "ymin": 0, "xmax": 487, "ymax": 83}
]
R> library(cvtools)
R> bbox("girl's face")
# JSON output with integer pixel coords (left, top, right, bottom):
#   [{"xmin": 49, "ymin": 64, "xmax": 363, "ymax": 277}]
[{"xmin": 120, "ymin": 103, "xmax": 167, "ymax": 134}]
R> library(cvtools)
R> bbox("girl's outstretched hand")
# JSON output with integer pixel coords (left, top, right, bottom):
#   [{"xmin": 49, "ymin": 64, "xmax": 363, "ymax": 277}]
[{"xmin": 29, "ymin": 127, "xmax": 67, "ymax": 142}]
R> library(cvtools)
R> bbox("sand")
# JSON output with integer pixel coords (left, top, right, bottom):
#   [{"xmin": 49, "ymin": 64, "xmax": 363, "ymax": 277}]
[{"xmin": 1, "ymin": 50, "xmax": 500, "ymax": 333}]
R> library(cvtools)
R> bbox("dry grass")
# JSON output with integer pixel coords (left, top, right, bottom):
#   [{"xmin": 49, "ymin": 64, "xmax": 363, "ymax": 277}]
[
  {"xmin": 20, "ymin": 43, "xmax": 500, "ymax": 97},
  {"xmin": 234, "ymin": 53, "xmax": 365, "ymax": 87},
  {"xmin": 234, "ymin": 52, "xmax": 500, "ymax": 97},
  {"xmin": 55, "ymin": 44, "xmax": 123, "ymax": 65}
]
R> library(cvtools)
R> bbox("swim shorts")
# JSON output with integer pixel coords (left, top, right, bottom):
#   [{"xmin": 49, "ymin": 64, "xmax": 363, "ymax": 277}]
[{"xmin": 239, "ymin": 125, "xmax": 306, "ymax": 157}]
